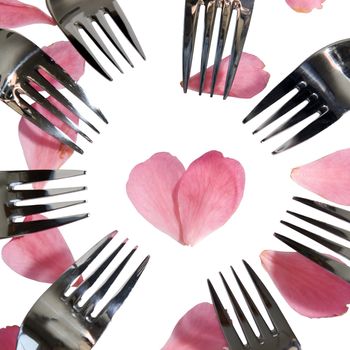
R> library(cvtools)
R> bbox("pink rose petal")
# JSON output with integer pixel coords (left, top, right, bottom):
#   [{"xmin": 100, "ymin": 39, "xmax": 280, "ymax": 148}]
[
  {"xmin": 162, "ymin": 303, "xmax": 227, "ymax": 350},
  {"xmin": 187, "ymin": 53, "xmax": 270, "ymax": 98},
  {"xmin": 261, "ymin": 250, "xmax": 350, "ymax": 318},
  {"xmin": 291, "ymin": 149, "xmax": 350, "ymax": 205},
  {"xmin": 0, "ymin": 0, "xmax": 54, "ymax": 28},
  {"xmin": 286, "ymin": 0, "xmax": 325, "ymax": 13},
  {"xmin": 0, "ymin": 326, "xmax": 20, "ymax": 350},
  {"xmin": 127, "ymin": 151, "xmax": 245, "ymax": 245},
  {"xmin": 176, "ymin": 151, "xmax": 245, "ymax": 245},
  {"xmin": 2, "ymin": 215, "xmax": 75, "ymax": 283}
]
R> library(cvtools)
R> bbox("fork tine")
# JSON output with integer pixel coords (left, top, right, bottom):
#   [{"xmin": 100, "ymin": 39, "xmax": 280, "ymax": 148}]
[
  {"xmin": 9, "ymin": 213, "xmax": 88, "ymax": 237},
  {"xmin": 272, "ymin": 110, "xmax": 339, "ymax": 154},
  {"xmin": 95, "ymin": 255, "xmax": 150, "ymax": 322},
  {"xmin": 183, "ymin": 0, "xmax": 201, "ymax": 93},
  {"xmin": 94, "ymin": 12, "xmax": 133, "ymax": 67},
  {"xmin": 10, "ymin": 200, "xmax": 85, "ymax": 217},
  {"xmin": 287, "ymin": 210, "xmax": 350, "ymax": 241},
  {"xmin": 198, "ymin": 1, "xmax": 218, "ymax": 95},
  {"xmin": 261, "ymin": 94, "xmax": 320, "ymax": 142},
  {"xmin": 38, "ymin": 52, "xmax": 108, "ymax": 123},
  {"xmin": 243, "ymin": 74, "xmax": 298, "ymax": 123},
  {"xmin": 207, "ymin": 279, "xmax": 245, "ymax": 350},
  {"xmin": 231, "ymin": 266, "xmax": 271, "ymax": 339},
  {"xmin": 293, "ymin": 196, "xmax": 350, "ymax": 223},
  {"xmin": 281, "ymin": 220, "xmax": 350, "ymax": 260},
  {"xmin": 274, "ymin": 233, "xmax": 350, "ymax": 283},
  {"xmin": 210, "ymin": 2, "xmax": 234, "ymax": 97},
  {"xmin": 243, "ymin": 261, "xmax": 297, "ymax": 338},
  {"xmin": 219, "ymin": 272, "xmax": 258, "ymax": 347}
]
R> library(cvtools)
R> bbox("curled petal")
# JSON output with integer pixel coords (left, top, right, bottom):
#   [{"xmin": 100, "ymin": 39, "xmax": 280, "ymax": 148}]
[
  {"xmin": 2, "ymin": 215, "xmax": 75, "ymax": 283},
  {"xmin": 291, "ymin": 149, "xmax": 350, "ymax": 205},
  {"xmin": 18, "ymin": 96, "xmax": 78, "ymax": 178},
  {"xmin": 0, "ymin": 326, "xmax": 20, "ymax": 350},
  {"xmin": 0, "ymin": 0, "xmax": 54, "ymax": 28},
  {"xmin": 127, "ymin": 153, "xmax": 185, "ymax": 241},
  {"xmin": 286, "ymin": 0, "xmax": 325, "ymax": 13},
  {"xmin": 187, "ymin": 53, "xmax": 270, "ymax": 98},
  {"xmin": 162, "ymin": 303, "xmax": 227, "ymax": 350},
  {"xmin": 176, "ymin": 151, "xmax": 245, "ymax": 245},
  {"xmin": 261, "ymin": 250, "xmax": 350, "ymax": 318}
]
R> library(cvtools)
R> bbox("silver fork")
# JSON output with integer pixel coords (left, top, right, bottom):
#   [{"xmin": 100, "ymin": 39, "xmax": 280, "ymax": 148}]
[
  {"xmin": 46, "ymin": 0, "xmax": 145, "ymax": 81},
  {"xmin": 183, "ymin": 0, "xmax": 255, "ymax": 98},
  {"xmin": 243, "ymin": 39, "xmax": 350, "ymax": 154},
  {"xmin": 0, "ymin": 170, "xmax": 87, "ymax": 239},
  {"xmin": 275, "ymin": 196, "xmax": 350, "ymax": 283},
  {"xmin": 0, "ymin": 29, "xmax": 108, "ymax": 155},
  {"xmin": 16, "ymin": 231, "xmax": 150, "ymax": 350},
  {"xmin": 208, "ymin": 261, "xmax": 301, "ymax": 350}
]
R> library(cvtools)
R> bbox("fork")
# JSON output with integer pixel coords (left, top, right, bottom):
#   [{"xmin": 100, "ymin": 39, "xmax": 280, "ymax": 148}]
[
  {"xmin": 0, "ymin": 169, "xmax": 88, "ymax": 239},
  {"xmin": 243, "ymin": 39, "xmax": 350, "ymax": 154},
  {"xmin": 0, "ymin": 29, "xmax": 108, "ymax": 155},
  {"xmin": 182, "ymin": 0, "xmax": 255, "ymax": 98},
  {"xmin": 275, "ymin": 196, "xmax": 350, "ymax": 283},
  {"xmin": 46, "ymin": 0, "xmax": 145, "ymax": 81},
  {"xmin": 208, "ymin": 261, "xmax": 301, "ymax": 350},
  {"xmin": 16, "ymin": 231, "xmax": 150, "ymax": 350}
]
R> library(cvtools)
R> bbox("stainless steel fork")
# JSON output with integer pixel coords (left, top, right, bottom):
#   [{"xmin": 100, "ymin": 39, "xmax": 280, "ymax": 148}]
[
  {"xmin": 46, "ymin": 0, "xmax": 145, "ymax": 81},
  {"xmin": 275, "ymin": 196, "xmax": 350, "ymax": 283},
  {"xmin": 243, "ymin": 39, "xmax": 350, "ymax": 154},
  {"xmin": 183, "ymin": 0, "xmax": 255, "ymax": 98},
  {"xmin": 208, "ymin": 261, "xmax": 301, "ymax": 350},
  {"xmin": 0, "ymin": 29, "xmax": 107, "ymax": 154},
  {"xmin": 16, "ymin": 231, "xmax": 150, "ymax": 350},
  {"xmin": 0, "ymin": 170, "xmax": 87, "ymax": 239}
]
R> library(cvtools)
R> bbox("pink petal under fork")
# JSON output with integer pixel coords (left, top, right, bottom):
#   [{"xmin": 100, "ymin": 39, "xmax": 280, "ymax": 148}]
[
  {"xmin": 260, "ymin": 250, "xmax": 350, "ymax": 318},
  {"xmin": 161, "ymin": 303, "xmax": 227, "ymax": 350},
  {"xmin": 0, "ymin": 0, "xmax": 54, "ymax": 28},
  {"xmin": 0, "ymin": 326, "xmax": 19, "ymax": 350},
  {"xmin": 187, "ymin": 53, "xmax": 270, "ymax": 98},
  {"xmin": 286, "ymin": 0, "xmax": 325, "ymax": 12},
  {"xmin": 291, "ymin": 149, "xmax": 350, "ymax": 205}
]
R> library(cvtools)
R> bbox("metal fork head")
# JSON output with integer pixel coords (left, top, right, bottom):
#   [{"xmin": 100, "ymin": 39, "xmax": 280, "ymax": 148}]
[
  {"xmin": 243, "ymin": 39, "xmax": 350, "ymax": 154},
  {"xmin": 46, "ymin": 0, "xmax": 145, "ymax": 81},
  {"xmin": 208, "ymin": 261, "xmax": 300, "ymax": 350},
  {"xmin": 183, "ymin": 0, "xmax": 255, "ymax": 99},
  {"xmin": 0, "ymin": 170, "xmax": 88, "ymax": 239},
  {"xmin": 16, "ymin": 231, "xmax": 150, "ymax": 350},
  {"xmin": 275, "ymin": 196, "xmax": 350, "ymax": 283},
  {"xmin": 0, "ymin": 29, "xmax": 107, "ymax": 155}
]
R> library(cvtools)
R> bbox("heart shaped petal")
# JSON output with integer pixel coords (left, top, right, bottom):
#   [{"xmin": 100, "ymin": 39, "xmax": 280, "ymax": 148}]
[
  {"xmin": 0, "ymin": 326, "xmax": 19, "ymax": 350},
  {"xmin": 187, "ymin": 53, "xmax": 270, "ymax": 98},
  {"xmin": 286, "ymin": 0, "xmax": 325, "ymax": 12},
  {"xmin": 176, "ymin": 151, "xmax": 245, "ymax": 245},
  {"xmin": 127, "ymin": 152, "xmax": 185, "ymax": 241},
  {"xmin": 260, "ymin": 250, "xmax": 350, "ymax": 318},
  {"xmin": 291, "ymin": 149, "xmax": 350, "ymax": 205},
  {"xmin": 2, "ymin": 215, "xmax": 75, "ymax": 283},
  {"xmin": 0, "ymin": 0, "xmax": 54, "ymax": 28},
  {"xmin": 162, "ymin": 303, "xmax": 227, "ymax": 350}
]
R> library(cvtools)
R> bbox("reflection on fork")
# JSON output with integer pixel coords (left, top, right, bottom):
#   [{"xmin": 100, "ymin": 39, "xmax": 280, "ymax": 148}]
[{"xmin": 208, "ymin": 261, "xmax": 301, "ymax": 350}]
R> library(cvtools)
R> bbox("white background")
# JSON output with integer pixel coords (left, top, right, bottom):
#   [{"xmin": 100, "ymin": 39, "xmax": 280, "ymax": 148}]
[{"xmin": 1, "ymin": 0, "xmax": 350, "ymax": 349}]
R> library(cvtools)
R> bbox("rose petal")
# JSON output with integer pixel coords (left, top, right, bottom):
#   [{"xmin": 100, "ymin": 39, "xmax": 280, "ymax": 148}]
[
  {"xmin": 176, "ymin": 151, "xmax": 245, "ymax": 245},
  {"xmin": 187, "ymin": 53, "xmax": 270, "ymax": 98},
  {"xmin": 286, "ymin": 0, "xmax": 325, "ymax": 13},
  {"xmin": 162, "ymin": 303, "xmax": 227, "ymax": 350},
  {"xmin": 2, "ymin": 215, "xmax": 75, "ymax": 283},
  {"xmin": 0, "ymin": 326, "xmax": 20, "ymax": 350},
  {"xmin": 291, "ymin": 149, "xmax": 350, "ymax": 205},
  {"xmin": 18, "ymin": 96, "xmax": 78, "ymax": 178},
  {"xmin": 127, "ymin": 153, "xmax": 185, "ymax": 241},
  {"xmin": 0, "ymin": 0, "xmax": 54, "ymax": 28},
  {"xmin": 261, "ymin": 250, "xmax": 350, "ymax": 318}
]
